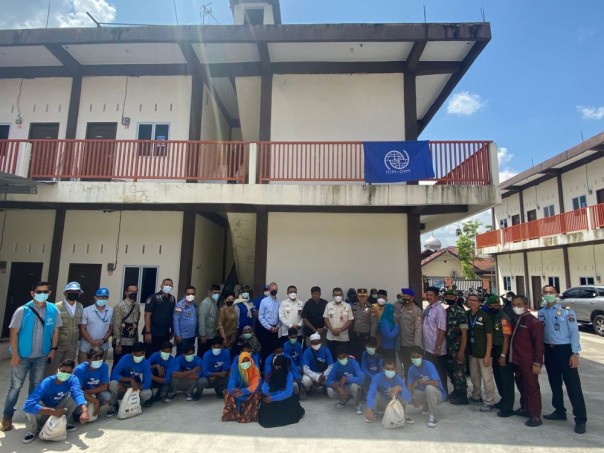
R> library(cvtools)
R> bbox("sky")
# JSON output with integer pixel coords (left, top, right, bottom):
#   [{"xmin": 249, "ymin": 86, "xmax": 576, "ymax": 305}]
[{"xmin": 2, "ymin": 0, "xmax": 603, "ymax": 246}]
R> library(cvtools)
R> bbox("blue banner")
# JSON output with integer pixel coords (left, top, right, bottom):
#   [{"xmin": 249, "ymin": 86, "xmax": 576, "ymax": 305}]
[{"xmin": 363, "ymin": 141, "xmax": 435, "ymax": 184}]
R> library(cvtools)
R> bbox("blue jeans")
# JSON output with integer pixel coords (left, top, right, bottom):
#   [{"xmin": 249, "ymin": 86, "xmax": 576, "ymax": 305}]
[{"xmin": 3, "ymin": 356, "xmax": 46, "ymax": 418}]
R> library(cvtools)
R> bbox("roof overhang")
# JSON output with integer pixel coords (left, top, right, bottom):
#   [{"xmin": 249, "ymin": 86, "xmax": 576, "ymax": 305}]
[{"xmin": 0, "ymin": 23, "xmax": 490, "ymax": 133}]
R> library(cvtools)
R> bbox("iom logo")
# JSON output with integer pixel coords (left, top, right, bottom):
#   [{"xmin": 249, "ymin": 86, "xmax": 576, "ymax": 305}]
[{"xmin": 384, "ymin": 150, "xmax": 411, "ymax": 174}]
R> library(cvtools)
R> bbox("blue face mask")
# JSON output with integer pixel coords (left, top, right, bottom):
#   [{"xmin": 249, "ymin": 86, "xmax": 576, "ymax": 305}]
[
  {"xmin": 338, "ymin": 358, "xmax": 348, "ymax": 366},
  {"xmin": 96, "ymin": 299, "xmax": 107, "ymax": 307},
  {"xmin": 34, "ymin": 293, "xmax": 49, "ymax": 303},
  {"xmin": 185, "ymin": 354, "xmax": 195, "ymax": 363},
  {"xmin": 384, "ymin": 370, "xmax": 396, "ymax": 379},
  {"xmin": 90, "ymin": 360, "xmax": 103, "ymax": 369},
  {"xmin": 212, "ymin": 293, "xmax": 220, "ymax": 302},
  {"xmin": 212, "ymin": 348, "xmax": 221, "ymax": 356}
]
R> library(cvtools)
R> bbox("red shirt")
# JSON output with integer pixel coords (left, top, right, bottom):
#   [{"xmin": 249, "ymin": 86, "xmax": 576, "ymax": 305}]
[{"xmin": 510, "ymin": 313, "xmax": 544, "ymax": 367}]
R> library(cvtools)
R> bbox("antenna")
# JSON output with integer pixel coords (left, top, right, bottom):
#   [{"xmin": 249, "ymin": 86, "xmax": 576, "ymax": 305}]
[
  {"xmin": 200, "ymin": 2, "xmax": 220, "ymax": 25},
  {"xmin": 173, "ymin": 0, "xmax": 180, "ymax": 25},
  {"xmin": 46, "ymin": 1, "xmax": 52, "ymax": 28},
  {"xmin": 86, "ymin": 12, "xmax": 102, "ymax": 27},
  {"xmin": 423, "ymin": 4, "xmax": 427, "ymax": 23},
  {"xmin": 480, "ymin": 5, "xmax": 486, "ymax": 22}
]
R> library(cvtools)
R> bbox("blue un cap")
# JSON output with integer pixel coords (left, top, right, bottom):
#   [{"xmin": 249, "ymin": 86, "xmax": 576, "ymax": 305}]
[
  {"xmin": 95, "ymin": 288, "xmax": 110, "ymax": 297},
  {"xmin": 64, "ymin": 282, "xmax": 82, "ymax": 292}
]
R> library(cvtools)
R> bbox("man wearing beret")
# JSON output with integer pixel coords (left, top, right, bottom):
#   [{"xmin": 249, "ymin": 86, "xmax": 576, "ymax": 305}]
[{"xmin": 397, "ymin": 288, "xmax": 423, "ymax": 373}]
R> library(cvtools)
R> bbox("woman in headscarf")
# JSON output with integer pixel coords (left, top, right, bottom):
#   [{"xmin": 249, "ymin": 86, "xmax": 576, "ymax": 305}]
[
  {"xmin": 217, "ymin": 291, "xmax": 240, "ymax": 350},
  {"xmin": 258, "ymin": 355, "xmax": 305, "ymax": 428},
  {"xmin": 378, "ymin": 303, "xmax": 399, "ymax": 363},
  {"xmin": 222, "ymin": 352, "xmax": 261, "ymax": 423},
  {"xmin": 234, "ymin": 285, "xmax": 257, "ymax": 333}
]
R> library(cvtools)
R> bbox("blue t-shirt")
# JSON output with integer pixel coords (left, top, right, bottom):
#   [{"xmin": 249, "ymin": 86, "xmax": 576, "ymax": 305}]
[
  {"xmin": 407, "ymin": 359, "xmax": 447, "ymax": 400},
  {"xmin": 24, "ymin": 375, "xmax": 86, "ymax": 414},
  {"xmin": 326, "ymin": 357, "xmax": 364, "ymax": 386},
  {"xmin": 361, "ymin": 351, "xmax": 383, "ymax": 382},
  {"xmin": 283, "ymin": 341, "xmax": 303, "ymax": 366},
  {"xmin": 301, "ymin": 346, "xmax": 333, "ymax": 372},
  {"xmin": 366, "ymin": 372, "xmax": 412, "ymax": 409},
  {"xmin": 168, "ymin": 355, "xmax": 203, "ymax": 379},
  {"xmin": 202, "ymin": 349, "xmax": 231, "ymax": 378},
  {"xmin": 110, "ymin": 354, "xmax": 152, "ymax": 390},
  {"xmin": 74, "ymin": 362, "xmax": 109, "ymax": 390}
]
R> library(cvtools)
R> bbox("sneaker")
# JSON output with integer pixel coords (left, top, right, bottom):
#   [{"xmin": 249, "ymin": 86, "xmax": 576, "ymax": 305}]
[
  {"xmin": 66, "ymin": 424, "xmax": 76, "ymax": 432},
  {"xmin": 427, "ymin": 414, "xmax": 437, "ymax": 428},
  {"xmin": 421, "ymin": 405, "xmax": 429, "ymax": 415},
  {"xmin": 355, "ymin": 405, "xmax": 363, "ymax": 415},
  {"xmin": 405, "ymin": 417, "xmax": 415, "ymax": 424},
  {"xmin": 192, "ymin": 393, "xmax": 201, "ymax": 401},
  {"xmin": 185, "ymin": 394, "xmax": 193, "ymax": 402},
  {"xmin": 480, "ymin": 404, "xmax": 496, "ymax": 413},
  {"xmin": 1, "ymin": 417, "xmax": 14, "ymax": 432},
  {"xmin": 22, "ymin": 431, "xmax": 36, "ymax": 444},
  {"xmin": 163, "ymin": 397, "xmax": 172, "ymax": 403},
  {"xmin": 336, "ymin": 397, "xmax": 351, "ymax": 408},
  {"xmin": 543, "ymin": 410, "xmax": 567, "ymax": 421},
  {"xmin": 449, "ymin": 394, "xmax": 469, "ymax": 405},
  {"xmin": 468, "ymin": 397, "xmax": 483, "ymax": 405},
  {"xmin": 105, "ymin": 406, "xmax": 117, "ymax": 418},
  {"xmin": 525, "ymin": 417, "xmax": 543, "ymax": 427}
]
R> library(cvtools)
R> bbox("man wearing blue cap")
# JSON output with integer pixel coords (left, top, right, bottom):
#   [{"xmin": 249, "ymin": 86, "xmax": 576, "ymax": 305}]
[
  {"xmin": 44, "ymin": 282, "xmax": 84, "ymax": 377},
  {"xmin": 78, "ymin": 289, "xmax": 113, "ymax": 363}
]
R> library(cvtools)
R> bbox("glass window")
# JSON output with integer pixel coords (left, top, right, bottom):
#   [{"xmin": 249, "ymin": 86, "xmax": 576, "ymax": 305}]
[
  {"xmin": 0, "ymin": 124, "xmax": 9, "ymax": 157},
  {"xmin": 503, "ymin": 276, "xmax": 512, "ymax": 291},
  {"xmin": 547, "ymin": 276, "xmax": 560, "ymax": 293},
  {"xmin": 122, "ymin": 266, "xmax": 158, "ymax": 303},
  {"xmin": 137, "ymin": 123, "xmax": 169, "ymax": 156},
  {"xmin": 572, "ymin": 195, "xmax": 587, "ymax": 210},
  {"xmin": 544, "ymin": 205, "xmax": 555, "ymax": 218},
  {"xmin": 579, "ymin": 276, "xmax": 595, "ymax": 286}
]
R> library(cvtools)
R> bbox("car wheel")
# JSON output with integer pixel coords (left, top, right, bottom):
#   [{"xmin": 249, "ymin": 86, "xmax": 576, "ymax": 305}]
[{"xmin": 593, "ymin": 315, "xmax": 604, "ymax": 337}]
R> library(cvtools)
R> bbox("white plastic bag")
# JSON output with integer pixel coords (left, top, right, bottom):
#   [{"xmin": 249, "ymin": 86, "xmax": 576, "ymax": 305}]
[
  {"xmin": 117, "ymin": 388, "xmax": 142, "ymax": 420},
  {"xmin": 87, "ymin": 401, "xmax": 98, "ymax": 423},
  {"xmin": 39, "ymin": 415, "xmax": 67, "ymax": 441},
  {"xmin": 382, "ymin": 397, "xmax": 406, "ymax": 429}
]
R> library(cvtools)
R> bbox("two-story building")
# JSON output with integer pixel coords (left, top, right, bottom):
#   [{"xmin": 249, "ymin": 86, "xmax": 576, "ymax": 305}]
[
  {"xmin": 0, "ymin": 0, "xmax": 498, "ymax": 338},
  {"xmin": 476, "ymin": 132, "xmax": 604, "ymax": 307}
]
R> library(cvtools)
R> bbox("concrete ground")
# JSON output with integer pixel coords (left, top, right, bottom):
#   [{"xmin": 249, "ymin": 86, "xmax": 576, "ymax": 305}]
[{"xmin": 0, "ymin": 329, "xmax": 602, "ymax": 453}]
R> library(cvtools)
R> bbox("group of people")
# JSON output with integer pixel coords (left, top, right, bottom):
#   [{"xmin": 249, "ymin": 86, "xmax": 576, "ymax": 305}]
[{"xmin": 1, "ymin": 279, "xmax": 588, "ymax": 444}]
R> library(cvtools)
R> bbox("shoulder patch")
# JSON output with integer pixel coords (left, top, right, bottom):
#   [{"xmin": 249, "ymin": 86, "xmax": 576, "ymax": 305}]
[
  {"xmin": 565, "ymin": 306, "xmax": 571, "ymax": 310},
  {"xmin": 568, "ymin": 316, "xmax": 575, "ymax": 322}
]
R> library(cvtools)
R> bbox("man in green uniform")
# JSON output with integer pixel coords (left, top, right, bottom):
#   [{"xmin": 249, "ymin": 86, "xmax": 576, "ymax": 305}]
[
  {"xmin": 467, "ymin": 294, "xmax": 495, "ymax": 412},
  {"xmin": 443, "ymin": 291, "xmax": 468, "ymax": 405}
]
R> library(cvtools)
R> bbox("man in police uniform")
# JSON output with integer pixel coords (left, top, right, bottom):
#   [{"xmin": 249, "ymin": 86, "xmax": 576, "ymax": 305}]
[
  {"xmin": 538, "ymin": 285, "xmax": 587, "ymax": 434},
  {"xmin": 351, "ymin": 288, "xmax": 377, "ymax": 360}
]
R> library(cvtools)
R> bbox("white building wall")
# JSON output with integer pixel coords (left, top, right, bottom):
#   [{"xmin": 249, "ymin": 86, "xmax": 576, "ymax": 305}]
[
  {"xmin": 271, "ymin": 74, "xmax": 405, "ymax": 141},
  {"xmin": 496, "ymin": 252, "xmax": 525, "ymax": 294},
  {"xmin": 422, "ymin": 253, "xmax": 462, "ymax": 277},
  {"xmin": 522, "ymin": 178, "xmax": 559, "ymax": 219},
  {"xmin": 235, "ymin": 77, "xmax": 261, "ymax": 142},
  {"xmin": 494, "ymin": 193, "xmax": 521, "ymax": 228},
  {"xmin": 562, "ymin": 160, "xmax": 604, "ymax": 210},
  {"xmin": 76, "ymin": 76, "xmax": 191, "ymax": 140},
  {"xmin": 568, "ymin": 244, "xmax": 603, "ymax": 287},
  {"xmin": 0, "ymin": 78, "xmax": 72, "ymax": 139},
  {"xmin": 57, "ymin": 210, "xmax": 183, "ymax": 307},
  {"xmin": 200, "ymin": 85, "xmax": 230, "ymax": 141},
  {"xmin": 266, "ymin": 212, "xmax": 408, "ymax": 302}
]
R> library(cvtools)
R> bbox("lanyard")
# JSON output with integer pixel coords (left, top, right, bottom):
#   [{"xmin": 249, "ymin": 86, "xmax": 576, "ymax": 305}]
[
  {"xmin": 94, "ymin": 308, "xmax": 109, "ymax": 323},
  {"xmin": 469, "ymin": 312, "xmax": 479, "ymax": 329}
]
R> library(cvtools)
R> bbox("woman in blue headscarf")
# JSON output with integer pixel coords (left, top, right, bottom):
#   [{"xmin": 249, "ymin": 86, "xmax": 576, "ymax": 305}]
[{"xmin": 378, "ymin": 303, "xmax": 399, "ymax": 363}]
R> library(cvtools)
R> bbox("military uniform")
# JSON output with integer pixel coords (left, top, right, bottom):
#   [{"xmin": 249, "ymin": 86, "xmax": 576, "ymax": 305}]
[
  {"xmin": 444, "ymin": 304, "xmax": 468, "ymax": 402},
  {"xmin": 351, "ymin": 302, "xmax": 377, "ymax": 360},
  {"xmin": 489, "ymin": 309, "xmax": 514, "ymax": 413},
  {"xmin": 538, "ymin": 303, "xmax": 587, "ymax": 427}
]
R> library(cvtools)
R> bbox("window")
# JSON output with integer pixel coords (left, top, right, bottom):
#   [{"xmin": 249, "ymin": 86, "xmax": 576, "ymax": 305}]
[
  {"xmin": 579, "ymin": 276, "xmax": 595, "ymax": 286},
  {"xmin": 503, "ymin": 276, "xmax": 512, "ymax": 291},
  {"xmin": 543, "ymin": 205, "xmax": 555, "ymax": 218},
  {"xmin": 122, "ymin": 266, "xmax": 158, "ymax": 303},
  {"xmin": 547, "ymin": 276, "xmax": 560, "ymax": 293},
  {"xmin": 0, "ymin": 124, "xmax": 9, "ymax": 157},
  {"xmin": 499, "ymin": 218, "xmax": 508, "ymax": 228},
  {"xmin": 572, "ymin": 195, "xmax": 587, "ymax": 210},
  {"xmin": 244, "ymin": 8, "xmax": 264, "ymax": 25},
  {"xmin": 527, "ymin": 209, "xmax": 537, "ymax": 222},
  {"xmin": 137, "ymin": 123, "xmax": 170, "ymax": 156}
]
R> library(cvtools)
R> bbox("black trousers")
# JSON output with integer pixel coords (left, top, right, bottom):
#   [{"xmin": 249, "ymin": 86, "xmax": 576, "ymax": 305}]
[
  {"xmin": 197, "ymin": 337, "xmax": 212, "ymax": 359},
  {"xmin": 145, "ymin": 335, "xmax": 170, "ymax": 358},
  {"xmin": 544, "ymin": 344, "xmax": 587, "ymax": 423},
  {"xmin": 257, "ymin": 326, "xmax": 279, "ymax": 363},
  {"xmin": 424, "ymin": 352, "xmax": 449, "ymax": 395},
  {"xmin": 327, "ymin": 340, "xmax": 350, "ymax": 360},
  {"xmin": 112, "ymin": 343, "xmax": 134, "ymax": 370},
  {"xmin": 491, "ymin": 345, "xmax": 515, "ymax": 411},
  {"xmin": 399, "ymin": 345, "xmax": 415, "ymax": 375},
  {"xmin": 352, "ymin": 332, "xmax": 370, "ymax": 362}
]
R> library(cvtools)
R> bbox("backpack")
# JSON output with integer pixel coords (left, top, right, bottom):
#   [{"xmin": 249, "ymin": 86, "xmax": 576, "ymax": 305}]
[
  {"xmin": 382, "ymin": 397, "xmax": 406, "ymax": 429},
  {"xmin": 117, "ymin": 388, "xmax": 142, "ymax": 420},
  {"xmin": 39, "ymin": 415, "xmax": 67, "ymax": 441}
]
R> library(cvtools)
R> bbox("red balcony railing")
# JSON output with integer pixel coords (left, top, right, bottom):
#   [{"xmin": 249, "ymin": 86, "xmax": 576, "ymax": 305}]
[
  {"xmin": 20, "ymin": 140, "xmax": 248, "ymax": 182},
  {"xmin": 476, "ymin": 229, "xmax": 501, "ymax": 248},
  {"xmin": 0, "ymin": 140, "xmax": 21, "ymax": 174},
  {"xmin": 257, "ymin": 140, "xmax": 492, "ymax": 184},
  {"xmin": 589, "ymin": 204, "xmax": 604, "ymax": 229}
]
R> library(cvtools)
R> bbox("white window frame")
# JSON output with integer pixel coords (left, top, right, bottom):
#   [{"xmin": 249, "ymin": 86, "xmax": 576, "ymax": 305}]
[
  {"xmin": 121, "ymin": 265, "xmax": 159, "ymax": 304},
  {"xmin": 579, "ymin": 276, "xmax": 595, "ymax": 286},
  {"xmin": 503, "ymin": 276, "xmax": 512, "ymax": 291}
]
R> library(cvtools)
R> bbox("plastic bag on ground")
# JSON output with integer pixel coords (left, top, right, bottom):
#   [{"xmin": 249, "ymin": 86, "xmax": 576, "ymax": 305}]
[
  {"xmin": 39, "ymin": 414, "xmax": 67, "ymax": 441},
  {"xmin": 117, "ymin": 388, "xmax": 142, "ymax": 420},
  {"xmin": 382, "ymin": 397, "xmax": 405, "ymax": 429}
]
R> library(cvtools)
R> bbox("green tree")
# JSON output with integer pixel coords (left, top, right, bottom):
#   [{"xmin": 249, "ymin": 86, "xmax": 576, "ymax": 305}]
[{"xmin": 456, "ymin": 220, "xmax": 482, "ymax": 279}]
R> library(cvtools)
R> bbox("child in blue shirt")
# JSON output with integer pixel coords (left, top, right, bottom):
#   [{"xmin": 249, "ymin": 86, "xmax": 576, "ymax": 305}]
[
  {"xmin": 73, "ymin": 347, "xmax": 113, "ymax": 420},
  {"xmin": 148, "ymin": 341, "xmax": 176, "ymax": 403},
  {"xmin": 109, "ymin": 342, "xmax": 153, "ymax": 408},
  {"xmin": 407, "ymin": 346, "xmax": 447, "ymax": 428},
  {"xmin": 200, "ymin": 336, "xmax": 230, "ymax": 398},
  {"xmin": 300, "ymin": 333, "xmax": 333, "ymax": 393},
  {"xmin": 327, "ymin": 346, "xmax": 365, "ymax": 415},
  {"xmin": 361, "ymin": 336, "xmax": 383, "ymax": 382},
  {"xmin": 365, "ymin": 358, "xmax": 413, "ymax": 424},
  {"xmin": 283, "ymin": 327, "xmax": 304, "ymax": 370},
  {"xmin": 168, "ymin": 344, "xmax": 204, "ymax": 401}
]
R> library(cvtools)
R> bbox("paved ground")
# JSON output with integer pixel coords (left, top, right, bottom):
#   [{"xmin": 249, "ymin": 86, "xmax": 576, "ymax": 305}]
[{"xmin": 0, "ymin": 328, "xmax": 602, "ymax": 453}]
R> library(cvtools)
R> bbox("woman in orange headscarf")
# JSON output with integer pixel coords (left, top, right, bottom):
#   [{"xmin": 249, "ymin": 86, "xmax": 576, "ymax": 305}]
[{"xmin": 222, "ymin": 352, "xmax": 261, "ymax": 423}]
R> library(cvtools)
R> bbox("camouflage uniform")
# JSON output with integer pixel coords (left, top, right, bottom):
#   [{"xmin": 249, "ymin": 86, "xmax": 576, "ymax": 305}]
[{"xmin": 445, "ymin": 304, "xmax": 469, "ymax": 398}]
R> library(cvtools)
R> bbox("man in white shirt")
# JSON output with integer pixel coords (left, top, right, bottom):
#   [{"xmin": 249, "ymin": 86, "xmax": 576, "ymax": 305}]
[
  {"xmin": 278, "ymin": 285, "xmax": 305, "ymax": 342},
  {"xmin": 79, "ymin": 288, "xmax": 113, "ymax": 363},
  {"xmin": 323, "ymin": 287, "xmax": 354, "ymax": 360}
]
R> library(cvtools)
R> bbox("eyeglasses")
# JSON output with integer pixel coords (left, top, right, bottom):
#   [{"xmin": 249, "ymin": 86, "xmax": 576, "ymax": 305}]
[{"xmin": 35, "ymin": 290, "xmax": 50, "ymax": 294}]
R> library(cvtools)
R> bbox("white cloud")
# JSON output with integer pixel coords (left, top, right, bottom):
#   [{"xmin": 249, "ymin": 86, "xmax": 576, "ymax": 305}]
[
  {"xmin": 421, "ymin": 210, "xmax": 493, "ymax": 248},
  {"xmin": 446, "ymin": 91, "xmax": 484, "ymax": 116},
  {"xmin": 577, "ymin": 105, "xmax": 604, "ymax": 120},
  {"xmin": 496, "ymin": 147, "xmax": 517, "ymax": 183},
  {"xmin": 0, "ymin": 0, "xmax": 116, "ymax": 29},
  {"xmin": 499, "ymin": 169, "xmax": 518, "ymax": 182}
]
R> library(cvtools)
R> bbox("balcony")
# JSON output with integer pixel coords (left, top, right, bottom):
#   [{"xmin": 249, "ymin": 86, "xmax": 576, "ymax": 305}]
[
  {"xmin": 1, "ymin": 139, "xmax": 493, "ymax": 186},
  {"xmin": 476, "ymin": 204, "xmax": 604, "ymax": 253}
]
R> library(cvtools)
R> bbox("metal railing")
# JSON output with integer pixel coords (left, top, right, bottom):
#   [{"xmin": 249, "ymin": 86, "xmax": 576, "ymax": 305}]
[{"xmin": 0, "ymin": 140, "xmax": 21, "ymax": 174}]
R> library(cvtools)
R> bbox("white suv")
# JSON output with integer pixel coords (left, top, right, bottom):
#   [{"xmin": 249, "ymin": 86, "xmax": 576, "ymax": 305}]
[{"xmin": 560, "ymin": 285, "xmax": 604, "ymax": 336}]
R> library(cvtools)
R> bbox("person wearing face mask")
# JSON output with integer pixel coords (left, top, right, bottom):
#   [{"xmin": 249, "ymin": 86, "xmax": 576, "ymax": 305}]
[
  {"xmin": 167, "ymin": 345, "xmax": 204, "ymax": 401},
  {"xmin": 352, "ymin": 288, "xmax": 377, "ymax": 360},
  {"xmin": 22, "ymin": 359, "xmax": 89, "ymax": 444},
  {"xmin": 253, "ymin": 284, "xmax": 270, "ymax": 313},
  {"xmin": 200, "ymin": 337, "xmax": 231, "ymax": 398},
  {"xmin": 144, "ymin": 278, "xmax": 177, "ymax": 358},
  {"xmin": 442, "ymin": 290, "xmax": 469, "ymax": 406},
  {"xmin": 283, "ymin": 327, "xmax": 304, "ymax": 372},
  {"xmin": 147, "ymin": 341, "xmax": 176, "ymax": 405},
  {"xmin": 302, "ymin": 286, "xmax": 328, "ymax": 346},
  {"xmin": 372, "ymin": 289, "xmax": 388, "ymax": 321},
  {"xmin": 509, "ymin": 295, "xmax": 544, "ymax": 427},
  {"xmin": 198, "ymin": 284, "xmax": 221, "ymax": 359},
  {"xmin": 264, "ymin": 344, "xmax": 302, "ymax": 396},
  {"xmin": 378, "ymin": 302, "xmax": 399, "ymax": 364},
  {"xmin": 397, "ymin": 288, "xmax": 423, "ymax": 374},
  {"xmin": 1, "ymin": 281, "xmax": 62, "ymax": 433},
  {"xmin": 278, "ymin": 285, "xmax": 305, "ymax": 344},
  {"xmin": 538, "ymin": 285, "xmax": 587, "ymax": 434},
  {"xmin": 230, "ymin": 342, "xmax": 261, "ymax": 372},
  {"xmin": 364, "ymin": 359, "xmax": 413, "ymax": 425},
  {"xmin": 222, "ymin": 352, "xmax": 261, "ymax": 423},
  {"xmin": 73, "ymin": 347, "xmax": 113, "ymax": 420},
  {"xmin": 111, "ymin": 284, "xmax": 141, "ymax": 368},
  {"xmin": 301, "ymin": 333, "xmax": 334, "ymax": 393},
  {"xmin": 407, "ymin": 347, "xmax": 447, "ymax": 428},
  {"xmin": 422, "ymin": 287, "xmax": 449, "ymax": 399},
  {"xmin": 109, "ymin": 342, "xmax": 153, "ymax": 410},
  {"xmin": 369, "ymin": 288, "xmax": 379, "ymax": 305},
  {"xmin": 218, "ymin": 291, "xmax": 240, "ymax": 350},
  {"xmin": 45, "ymin": 282, "xmax": 84, "ymax": 378},
  {"xmin": 323, "ymin": 287, "xmax": 354, "ymax": 360},
  {"xmin": 78, "ymin": 288, "xmax": 113, "ymax": 364},
  {"xmin": 259, "ymin": 355, "xmax": 305, "ymax": 428},
  {"xmin": 484, "ymin": 295, "xmax": 514, "ymax": 417},
  {"xmin": 232, "ymin": 325, "xmax": 262, "ymax": 363},
  {"xmin": 326, "ymin": 346, "xmax": 365, "ymax": 415},
  {"xmin": 361, "ymin": 336, "xmax": 383, "ymax": 384},
  {"xmin": 234, "ymin": 285, "xmax": 256, "ymax": 333},
  {"xmin": 502, "ymin": 291, "xmax": 517, "ymax": 323},
  {"xmin": 173, "ymin": 286, "xmax": 198, "ymax": 357},
  {"xmin": 258, "ymin": 282, "xmax": 281, "ymax": 363}
]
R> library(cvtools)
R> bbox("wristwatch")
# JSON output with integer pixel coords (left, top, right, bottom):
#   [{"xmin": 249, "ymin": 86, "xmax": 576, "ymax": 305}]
[{"xmin": 51, "ymin": 347, "xmax": 58, "ymax": 351}]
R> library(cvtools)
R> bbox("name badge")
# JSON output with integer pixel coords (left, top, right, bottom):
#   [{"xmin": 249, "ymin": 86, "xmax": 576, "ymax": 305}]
[{"xmin": 554, "ymin": 323, "xmax": 560, "ymax": 331}]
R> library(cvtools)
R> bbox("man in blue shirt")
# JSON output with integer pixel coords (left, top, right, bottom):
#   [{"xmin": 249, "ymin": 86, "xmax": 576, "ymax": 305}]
[
  {"xmin": 365, "ymin": 359, "xmax": 413, "ymax": 424},
  {"xmin": 200, "ymin": 337, "xmax": 231, "ymax": 398},
  {"xmin": 301, "ymin": 332, "xmax": 333, "ymax": 393},
  {"xmin": 109, "ymin": 342, "xmax": 153, "ymax": 409},
  {"xmin": 168, "ymin": 345, "xmax": 204, "ymax": 401},
  {"xmin": 174, "ymin": 286, "xmax": 198, "ymax": 356},
  {"xmin": 283, "ymin": 327, "xmax": 304, "ymax": 371},
  {"xmin": 73, "ymin": 347, "xmax": 113, "ymax": 420},
  {"xmin": 148, "ymin": 341, "xmax": 176, "ymax": 404},
  {"xmin": 257, "ymin": 282, "xmax": 281, "ymax": 362},
  {"xmin": 361, "ymin": 336, "xmax": 383, "ymax": 383},
  {"xmin": 22, "ymin": 359, "xmax": 89, "ymax": 444},
  {"xmin": 407, "ymin": 347, "xmax": 447, "ymax": 428},
  {"xmin": 327, "ymin": 346, "xmax": 365, "ymax": 415},
  {"xmin": 538, "ymin": 285, "xmax": 587, "ymax": 434}
]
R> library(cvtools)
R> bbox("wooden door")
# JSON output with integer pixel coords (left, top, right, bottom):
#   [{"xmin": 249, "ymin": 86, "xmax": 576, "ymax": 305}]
[
  {"xmin": 29, "ymin": 123, "xmax": 59, "ymax": 178},
  {"xmin": 82, "ymin": 123, "xmax": 117, "ymax": 179},
  {"xmin": 67, "ymin": 263, "xmax": 102, "ymax": 307}
]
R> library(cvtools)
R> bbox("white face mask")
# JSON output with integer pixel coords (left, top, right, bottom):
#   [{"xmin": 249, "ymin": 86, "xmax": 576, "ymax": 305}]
[
  {"xmin": 311, "ymin": 344, "xmax": 321, "ymax": 351},
  {"xmin": 264, "ymin": 291, "xmax": 270, "ymax": 297},
  {"xmin": 288, "ymin": 292, "xmax": 297, "ymax": 300},
  {"xmin": 334, "ymin": 296, "xmax": 342, "ymax": 303},
  {"xmin": 377, "ymin": 298, "xmax": 386, "ymax": 306},
  {"xmin": 512, "ymin": 307, "xmax": 525, "ymax": 316},
  {"xmin": 162, "ymin": 285, "xmax": 173, "ymax": 294},
  {"xmin": 185, "ymin": 295, "xmax": 195, "ymax": 302},
  {"xmin": 241, "ymin": 292, "xmax": 249, "ymax": 299}
]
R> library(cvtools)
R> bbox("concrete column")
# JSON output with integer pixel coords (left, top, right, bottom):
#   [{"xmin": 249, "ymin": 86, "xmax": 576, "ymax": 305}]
[
  {"xmin": 248, "ymin": 143, "xmax": 257, "ymax": 185},
  {"xmin": 407, "ymin": 213, "xmax": 422, "ymax": 297}
]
